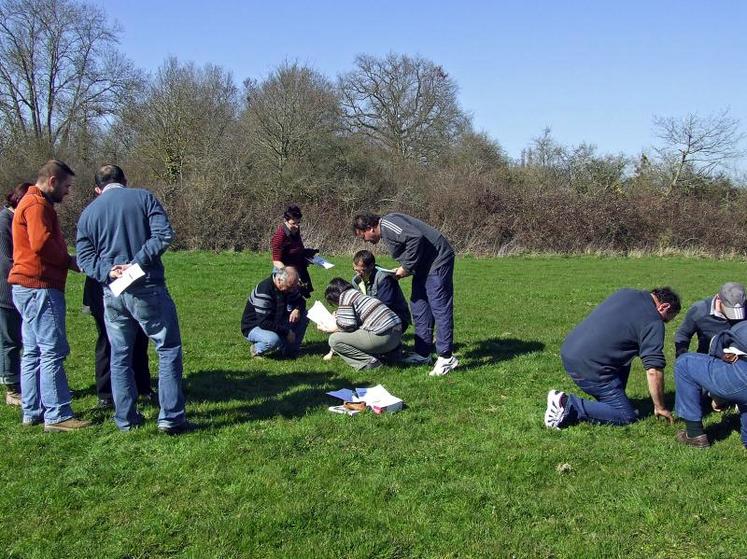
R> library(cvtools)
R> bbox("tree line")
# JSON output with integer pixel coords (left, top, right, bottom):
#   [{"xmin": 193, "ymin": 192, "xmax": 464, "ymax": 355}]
[{"xmin": 1, "ymin": 0, "xmax": 745, "ymax": 256}]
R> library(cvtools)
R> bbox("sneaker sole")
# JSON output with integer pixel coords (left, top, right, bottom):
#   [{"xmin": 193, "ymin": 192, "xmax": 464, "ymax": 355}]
[{"xmin": 544, "ymin": 390, "xmax": 562, "ymax": 429}]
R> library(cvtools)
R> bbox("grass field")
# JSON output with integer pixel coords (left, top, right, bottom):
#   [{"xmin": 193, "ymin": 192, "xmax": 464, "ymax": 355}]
[{"xmin": 1, "ymin": 252, "xmax": 746, "ymax": 558}]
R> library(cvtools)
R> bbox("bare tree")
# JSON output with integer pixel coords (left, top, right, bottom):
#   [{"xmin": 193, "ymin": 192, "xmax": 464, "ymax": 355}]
[
  {"xmin": 339, "ymin": 53, "xmax": 469, "ymax": 163},
  {"xmin": 122, "ymin": 57, "xmax": 239, "ymax": 185},
  {"xmin": 242, "ymin": 61, "xmax": 339, "ymax": 181},
  {"xmin": 0, "ymin": 0, "xmax": 140, "ymax": 152},
  {"xmin": 653, "ymin": 109, "xmax": 745, "ymax": 193}
]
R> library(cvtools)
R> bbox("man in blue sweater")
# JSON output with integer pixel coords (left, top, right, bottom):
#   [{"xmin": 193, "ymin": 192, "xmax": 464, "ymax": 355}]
[
  {"xmin": 353, "ymin": 213, "xmax": 456, "ymax": 376},
  {"xmin": 76, "ymin": 164, "xmax": 188, "ymax": 435},
  {"xmin": 545, "ymin": 287, "xmax": 681, "ymax": 429}
]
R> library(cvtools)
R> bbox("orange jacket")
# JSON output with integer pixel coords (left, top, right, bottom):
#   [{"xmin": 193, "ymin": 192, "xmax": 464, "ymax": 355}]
[{"xmin": 8, "ymin": 186, "xmax": 73, "ymax": 290}]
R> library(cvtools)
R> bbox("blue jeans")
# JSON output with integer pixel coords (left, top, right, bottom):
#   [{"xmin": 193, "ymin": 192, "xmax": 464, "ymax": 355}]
[
  {"xmin": 12, "ymin": 286, "xmax": 73, "ymax": 425},
  {"xmin": 246, "ymin": 313, "xmax": 308, "ymax": 356},
  {"xmin": 675, "ymin": 352, "xmax": 747, "ymax": 445},
  {"xmin": 563, "ymin": 366, "xmax": 638, "ymax": 426},
  {"xmin": 410, "ymin": 259, "xmax": 454, "ymax": 357},
  {"xmin": 0, "ymin": 305, "xmax": 22, "ymax": 385},
  {"xmin": 104, "ymin": 284, "xmax": 186, "ymax": 431}
]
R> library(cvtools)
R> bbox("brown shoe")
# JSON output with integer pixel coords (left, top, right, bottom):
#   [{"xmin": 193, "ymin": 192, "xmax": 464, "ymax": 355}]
[
  {"xmin": 44, "ymin": 417, "xmax": 92, "ymax": 433},
  {"xmin": 5, "ymin": 385, "xmax": 21, "ymax": 407},
  {"xmin": 676, "ymin": 430, "xmax": 710, "ymax": 449}
]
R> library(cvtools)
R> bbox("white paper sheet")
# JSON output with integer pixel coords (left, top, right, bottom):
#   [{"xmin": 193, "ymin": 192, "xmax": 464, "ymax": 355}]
[
  {"xmin": 307, "ymin": 300, "xmax": 337, "ymax": 331},
  {"xmin": 724, "ymin": 346, "xmax": 747, "ymax": 356},
  {"xmin": 108, "ymin": 263, "xmax": 145, "ymax": 297},
  {"xmin": 308, "ymin": 255, "xmax": 335, "ymax": 269}
]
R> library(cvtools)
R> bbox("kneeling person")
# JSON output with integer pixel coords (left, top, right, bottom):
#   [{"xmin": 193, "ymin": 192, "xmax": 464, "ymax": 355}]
[
  {"xmin": 241, "ymin": 266, "xmax": 307, "ymax": 358},
  {"xmin": 545, "ymin": 287, "xmax": 680, "ymax": 429},
  {"xmin": 322, "ymin": 278, "xmax": 402, "ymax": 370}
]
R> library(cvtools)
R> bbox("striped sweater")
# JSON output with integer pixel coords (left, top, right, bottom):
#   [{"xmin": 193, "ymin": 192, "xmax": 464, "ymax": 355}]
[
  {"xmin": 335, "ymin": 289, "xmax": 401, "ymax": 334},
  {"xmin": 241, "ymin": 275, "xmax": 305, "ymax": 337}
]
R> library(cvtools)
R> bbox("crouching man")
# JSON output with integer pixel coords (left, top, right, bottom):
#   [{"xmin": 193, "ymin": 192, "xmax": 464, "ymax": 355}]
[
  {"xmin": 241, "ymin": 266, "xmax": 307, "ymax": 358},
  {"xmin": 674, "ymin": 320, "xmax": 747, "ymax": 448},
  {"xmin": 545, "ymin": 287, "xmax": 680, "ymax": 429},
  {"xmin": 319, "ymin": 278, "xmax": 402, "ymax": 371}
]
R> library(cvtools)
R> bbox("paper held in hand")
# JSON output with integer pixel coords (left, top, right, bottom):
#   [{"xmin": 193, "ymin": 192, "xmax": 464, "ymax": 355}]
[
  {"xmin": 307, "ymin": 300, "xmax": 337, "ymax": 331},
  {"xmin": 307, "ymin": 255, "xmax": 335, "ymax": 269},
  {"xmin": 109, "ymin": 263, "xmax": 145, "ymax": 297}
]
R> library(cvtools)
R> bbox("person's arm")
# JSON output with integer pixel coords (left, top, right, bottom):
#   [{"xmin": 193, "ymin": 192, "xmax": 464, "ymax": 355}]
[
  {"xmin": 646, "ymin": 367, "xmax": 673, "ymax": 423},
  {"xmin": 674, "ymin": 305, "xmax": 698, "ymax": 357},
  {"xmin": 131, "ymin": 194, "xmax": 173, "ymax": 267},
  {"xmin": 25, "ymin": 204, "xmax": 72, "ymax": 267},
  {"xmin": 270, "ymin": 227, "xmax": 285, "ymax": 267},
  {"xmin": 334, "ymin": 292, "xmax": 359, "ymax": 332}
]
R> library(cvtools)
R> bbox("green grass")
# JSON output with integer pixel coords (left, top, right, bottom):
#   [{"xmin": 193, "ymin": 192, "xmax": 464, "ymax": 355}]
[{"xmin": 1, "ymin": 253, "xmax": 746, "ymax": 558}]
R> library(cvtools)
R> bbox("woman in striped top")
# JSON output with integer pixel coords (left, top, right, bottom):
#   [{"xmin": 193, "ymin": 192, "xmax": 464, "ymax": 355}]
[{"xmin": 322, "ymin": 278, "xmax": 402, "ymax": 370}]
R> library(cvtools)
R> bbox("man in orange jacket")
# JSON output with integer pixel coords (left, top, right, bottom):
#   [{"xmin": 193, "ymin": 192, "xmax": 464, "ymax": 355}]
[{"xmin": 9, "ymin": 160, "xmax": 89, "ymax": 432}]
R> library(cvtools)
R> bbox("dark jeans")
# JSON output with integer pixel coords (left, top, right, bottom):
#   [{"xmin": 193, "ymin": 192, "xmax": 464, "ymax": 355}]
[
  {"xmin": 564, "ymin": 366, "xmax": 638, "ymax": 426},
  {"xmin": 410, "ymin": 259, "xmax": 454, "ymax": 357},
  {"xmin": 84, "ymin": 277, "xmax": 151, "ymax": 400},
  {"xmin": 0, "ymin": 304, "xmax": 22, "ymax": 386}
]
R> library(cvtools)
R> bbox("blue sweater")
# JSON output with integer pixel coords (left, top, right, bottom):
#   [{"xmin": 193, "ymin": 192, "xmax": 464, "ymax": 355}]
[
  {"xmin": 561, "ymin": 288, "xmax": 667, "ymax": 380},
  {"xmin": 76, "ymin": 185, "xmax": 173, "ymax": 287}
]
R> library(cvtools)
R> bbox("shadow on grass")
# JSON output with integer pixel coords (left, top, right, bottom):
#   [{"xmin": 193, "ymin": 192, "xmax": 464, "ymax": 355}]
[
  {"xmin": 456, "ymin": 338, "xmax": 545, "ymax": 370},
  {"xmin": 184, "ymin": 369, "xmax": 363, "ymax": 428}
]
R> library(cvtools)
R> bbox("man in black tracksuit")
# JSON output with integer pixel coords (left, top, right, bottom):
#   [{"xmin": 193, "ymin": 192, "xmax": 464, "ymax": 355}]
[{"xmin": 353, "ymin": 212, "xmax": 456, "ymax": 376}]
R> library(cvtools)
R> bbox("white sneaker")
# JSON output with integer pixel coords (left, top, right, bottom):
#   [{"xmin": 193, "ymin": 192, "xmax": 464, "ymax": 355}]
[
  {"xmin": 429, "ymin": 355, "xmax": 459, "ymax": 377},
  {"xmin": 322, "ymin": 349, "xmax": 335, "ymax": 361},
  {"xmin": 544, "ymin": 390, "xmax": 567, "ymax": 429},
  {"xmin": 403, "ymin": 352, "xmax": 433, "ymax": 365}
]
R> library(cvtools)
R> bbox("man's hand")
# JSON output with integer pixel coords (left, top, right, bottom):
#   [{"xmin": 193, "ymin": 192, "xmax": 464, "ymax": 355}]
[
  {"xmin": 654, "ymin": 407, "xmax": 674, "ymax": 424},
  {"xmin": 722, "ymin": 352, "xmax": 739, "ymax": 364},
  {"xmin": 394, "ymin": 266, "xmax": 409, "ymax": 280},
  {"xmin": 109, "ymin": 263, "xmax": 131, "ymax": 279},
  {"xmin": 286, "ymin": 330, "xmax": 296, "ymax": 345},
  {"xmin": 289, "ymin": 309, "xmax": 300, "ymax": 324}
]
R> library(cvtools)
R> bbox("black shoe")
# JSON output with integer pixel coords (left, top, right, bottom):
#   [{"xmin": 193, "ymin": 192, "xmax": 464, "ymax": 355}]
[
  {"xmin": 97, "ymin": 398, "xmax": 114, "ymax": 409},
  {"xmin": 158, "ymin": 421, "xmax": 195, "ymax": 436}
]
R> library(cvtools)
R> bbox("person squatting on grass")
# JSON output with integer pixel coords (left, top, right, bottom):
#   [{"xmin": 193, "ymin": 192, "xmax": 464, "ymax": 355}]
[
  {"xmin": 76, "ymin": 164, "xmax": 189, "ymax": 435},
  {"xmin": 319, "ymin": 278, "xmax": 402, "ymax": 371},
  {"xmin": 545, "ymin": 287, "xmax": 681, "ymax": 429},
  {"xmin": 0, "ymin": 181, "xmax": 31, "ymax": 407},
  {"xmin": 352, "ymin": 212, "xmax": 457, "ymax": 377},
  {"xmin": 674, "ymin": 320, "xmax": 747, "ymax": 449},
  {"xmin": 241, "ymin": 266, "xmax": 308, "ymax": 358},
  {"xmin": 9, "ymin": 160, "xmax": 90, "ymax": 432}
]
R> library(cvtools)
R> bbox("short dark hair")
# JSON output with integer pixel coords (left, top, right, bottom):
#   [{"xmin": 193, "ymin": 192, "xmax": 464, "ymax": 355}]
[
  {"xmin": 283, "ymin": 204, "xmax": 302, "ymax": 221},
  {"xmin": 353, "ymin": 249, "xmax": 375, "ymax": 268},
  {"xmin": 651, "ymin": 287, "xmax": 681, "ymax": 314},
  {"xmin": 94, "ymin": 164, "xmax": 126, "ymax": 188},
  {"xmin": 353, "ymin": 213, "xmax": 380, "ymax": 232},
  {"xmin": 6, "ymin": 182, "xmax": 32, "ymax": 208},
  {"xmin": 37, "ymin": 160, "xmax": 75, "ymax": 183},
  {"xmin": 325, "ymin": 277, "xmax": 354, "ymax": 306}
]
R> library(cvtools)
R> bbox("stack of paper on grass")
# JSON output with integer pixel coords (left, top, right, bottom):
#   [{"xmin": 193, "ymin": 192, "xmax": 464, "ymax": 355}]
[{"xmin": 326, "ymin": 384, "xmax": 403, "ymax": 414}]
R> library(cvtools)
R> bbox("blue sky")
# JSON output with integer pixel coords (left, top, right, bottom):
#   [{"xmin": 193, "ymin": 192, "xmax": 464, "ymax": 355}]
[{"xmin": 98, "ymin": 0, "xmax": 746, "ymax": 168}]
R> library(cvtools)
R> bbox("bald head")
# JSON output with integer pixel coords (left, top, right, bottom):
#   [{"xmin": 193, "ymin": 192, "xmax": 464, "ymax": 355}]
[{"xmin": 273, "ymin": 266, "xmax": 299, "ymax": 292}]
